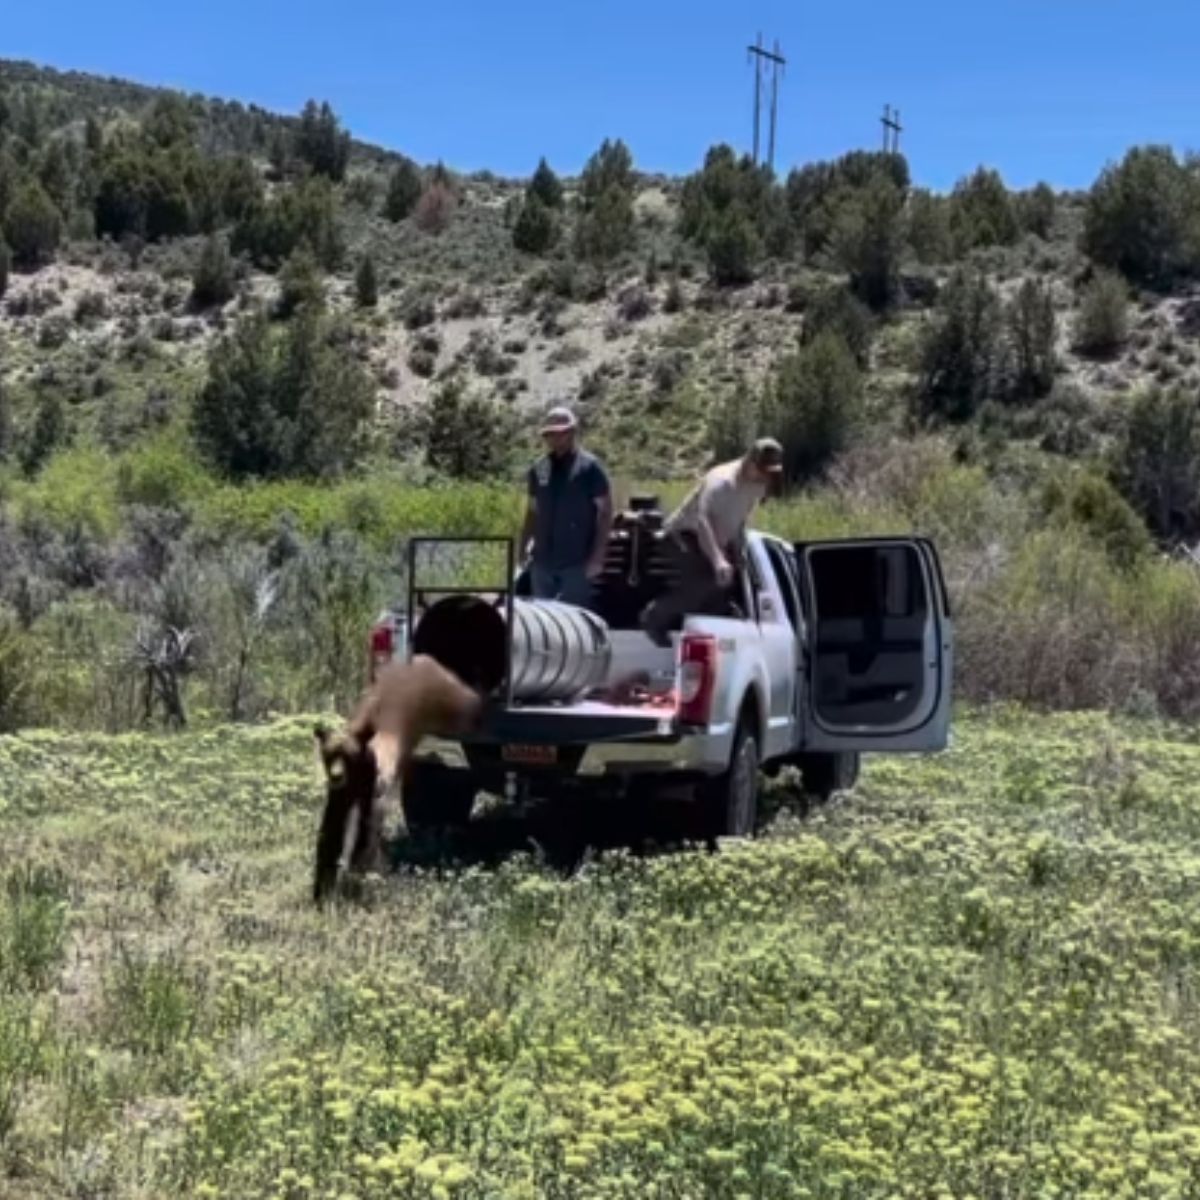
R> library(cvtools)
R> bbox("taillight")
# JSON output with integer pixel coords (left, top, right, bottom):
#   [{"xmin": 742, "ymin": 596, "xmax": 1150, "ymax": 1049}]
[
  {"xmin": 677, "ymin": 634, "xmax": 717, "ymax": 726},
  {"xmin": 369, "ymin": 623, "xmax": 394, "ymax": 678}
]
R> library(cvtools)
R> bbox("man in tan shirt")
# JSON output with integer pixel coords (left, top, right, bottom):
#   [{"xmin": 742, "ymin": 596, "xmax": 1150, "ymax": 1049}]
[{"xmin": 639, "ymin": 437, "xmax": 784, "ymax": 646}]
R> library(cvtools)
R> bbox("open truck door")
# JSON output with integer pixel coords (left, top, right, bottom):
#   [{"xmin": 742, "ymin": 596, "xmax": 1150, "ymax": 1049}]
[{"xmin": 792, "ymin": 537, "xmax": 953, "ymax": 753}]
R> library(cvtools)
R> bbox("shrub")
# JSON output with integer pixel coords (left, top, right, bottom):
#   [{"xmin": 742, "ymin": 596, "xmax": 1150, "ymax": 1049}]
[
  {"xmin": 72, "ymin": 291, "xmax": 109, "ymax": 325},
  {"xmin": 1041, "ymin": 470, "xmax": 1152, "ymax": 570},
  {"xmin": 354, "ymin": 254, "xmax": 378, "ymax": 308},
  {"xmin": 0, "ymin": 607, "xmax": 34, "ymax": 732},
  {"xmin": 1006, "ymin": 277, "xmax": 1057, "ymax": 400},
  {"xmin": 21, "ymin": 393, "xmax": 67, "ymax": 477},
  {"xmin": 4, "ymin": 179, "xmax": 61, "ymax": 269},
  {"xmin": 707, "ymin": 381, "xmax": 769, "ymax": 462},
  {"xmin": 401, "ymin": 288, "xmax": 436, "ymax": 330},
  {"xmin": 617, "ymin": 285, "xmax": 652, "ymax": 322},
  {"xmin": 917, "ymin": 269, "xmax": 1002, "ymax": 421},
  {"xmin": 765, "ymin": 331, "xmax": 862, "ymax": 484},
  {"xmin": 801, "ymin": 284, "xmax": 874, "ymax": 370},
  {"xmin": 36, "ymin": 315, "xmax": 70, "ymax": 349},
  {"xmin": 424, "ymin": 377, "xmax": 516, "ymax": 479},
  {"xmin": 512, "ymin": 195, "xmax": 558, "ymax": 254},
  {"xmin": 231, "ymin": 177, "xmax": 341, "ymax": 271},
  {"xmin": 1073, "ymin": 269, "xmax": 1128, "ymax": 359},
  {"xmin": 414, "ymin": 182, "xmax": 456, "ymax": 235},
  {"xmin": 1082, "ymin": 145, "xmax": 1200, "ymax": 287},
  {"xmin": 0, "ymin": 239, "xmax": 9, "ymax": 298},
  {"xmin": 276, "ymin": 244, "xmax": 324, "ymax": 318},
  {"xmin": 0, "ymin": 384, "xmax": 11, "ymax": 465},
  {"xmin": 190, "ymin": 234, "xmax": 235, "ymax": 310},
  {"xmin": 1112, "ymin": 384, "xmax": 1200, "ymax": 540},
  {"xmin": 408, "ymin": 348, "xmax": 437, "ymax": 378},
  {"xmin": 383, "ymin": 158, "xmax": 423, "ymax": 222}
]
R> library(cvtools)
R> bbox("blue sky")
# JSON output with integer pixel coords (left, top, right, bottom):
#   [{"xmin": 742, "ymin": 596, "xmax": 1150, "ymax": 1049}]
[{"xmin": 6, "ymin": 1, "xmax": 1200, "ymax": 191}]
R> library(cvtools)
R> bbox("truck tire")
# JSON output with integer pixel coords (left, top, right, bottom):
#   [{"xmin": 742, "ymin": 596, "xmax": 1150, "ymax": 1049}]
[
  {"xmin": 700, "ymin": 720, "xmax": 760, "ymax": 839},
  {"xmin": 800, "ymin": 752, "xmax": 860, "ymax": 803},
  {"xmin": 312, "ymin": 787, "xmax": 382, "ymax": 904},
  {"xmin": 402, "ymin": 762, "xmax": 478, "ymax": 833}
]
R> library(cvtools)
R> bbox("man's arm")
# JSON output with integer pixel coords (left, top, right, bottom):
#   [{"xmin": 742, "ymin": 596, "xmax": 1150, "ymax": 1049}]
[
  {"xmin": 585, "ymin": 460, "xmax": 614, "ymax": 577},
  {"xmin": 519, "ymin": 496, "xmax": 537, "ymax": 563},
  {"xmin": 696, "ymin": 482, "xmax": 734, "ymax": 583},
  {"xmin": 587, "ymin": 492, "xmax": 614, "ymax": 577}
]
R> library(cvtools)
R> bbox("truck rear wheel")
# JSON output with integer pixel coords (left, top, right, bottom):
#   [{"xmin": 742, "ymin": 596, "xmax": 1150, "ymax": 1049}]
[
  {"xmin": 402, "ymin": 762, "xmax": 478, "ymax": 833},
  {"xmin": 700, "ymin": 721, "xmax": 760, "ymax": 839},
  {"xmin": 800, "ymin": 752, "xmax": 860, "ymax": 803}
]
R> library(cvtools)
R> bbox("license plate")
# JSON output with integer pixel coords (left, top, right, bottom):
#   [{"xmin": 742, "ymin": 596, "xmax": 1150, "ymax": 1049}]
[{"xmin": 501, "ymin": 744, "xmax": 557, "ymax": 765}]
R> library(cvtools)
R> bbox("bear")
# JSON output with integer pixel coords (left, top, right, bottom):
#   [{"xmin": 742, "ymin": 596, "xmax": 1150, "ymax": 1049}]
[{"xmin": 312, "ymin": 654, "xmax": 485, "ymax": 902}]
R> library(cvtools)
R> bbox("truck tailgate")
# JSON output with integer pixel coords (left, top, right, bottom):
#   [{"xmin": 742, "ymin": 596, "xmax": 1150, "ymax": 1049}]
[{"xmin": 466, "ymin": 699, "xmax": 679, "ymax": 747}]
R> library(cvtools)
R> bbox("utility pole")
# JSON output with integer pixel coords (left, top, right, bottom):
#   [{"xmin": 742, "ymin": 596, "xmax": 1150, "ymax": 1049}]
[
  {"xmin": 767, "ymin": 38, "xmax": 784, "ymax": 171},
  {"xmin": 881, "ymin": 104, "xmax": 903, "ymax": 154},
  {"xmin": 748, "ymin": 35, "xmax": 786, "ymax": 170}
]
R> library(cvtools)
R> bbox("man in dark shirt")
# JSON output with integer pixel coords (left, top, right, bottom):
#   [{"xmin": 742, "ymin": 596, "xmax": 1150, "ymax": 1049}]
[{"xmin": 519, "ymin": 406, "xmax": 613, "ymax": 608}]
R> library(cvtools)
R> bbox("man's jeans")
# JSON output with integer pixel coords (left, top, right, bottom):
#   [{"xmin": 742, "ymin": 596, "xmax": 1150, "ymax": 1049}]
[{"xmin": 530, "ymin": 562, "xmax": 595, "ymax": 608}]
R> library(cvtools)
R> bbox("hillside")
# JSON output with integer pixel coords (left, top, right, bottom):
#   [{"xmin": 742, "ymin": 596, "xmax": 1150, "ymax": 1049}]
[{"xmin": 2, "ymin": 58, "xmax": 1200, "ymax": 732}]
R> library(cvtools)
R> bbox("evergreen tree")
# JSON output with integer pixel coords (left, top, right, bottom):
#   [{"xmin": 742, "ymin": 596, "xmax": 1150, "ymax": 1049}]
[
  {"xmin": 574, "ymin": 138, "xmax": 636, "ymax": 262},
  {"xmin": 512, "ymin": 194, "xmax": 558, "ymax": 254},
  {"xmin": 1018, "ymin": 183, "xmax": 1057, "ymax": 240},
  {"xmin": 528, "ymin": 157, "xmax": 563, "ymax": 209},
  {"xmin": 948, "ymin": 166, "xmax": 1019, "ymax": 254},
  {"xmin": 1114, "ymin": 385, "xmax": 1200, "ymax": 540},
  {"xmin": 192, "ymin": 312, "xmax": 279, "ymax": 479},
  {"xmin": 84, "ymin": 115, "xmax": 104, "ymax": 155},
  {"xmin": 354, "ymin": 253, "xmax": 378, "ymax": 308},
  {"xmin": 191, "ymin": 234, "xmax": 235, "ymax": 309},
  {"xmin": 383, "ymin": 158, "xmax": 423, "ymax": 221},
  {"xmin": 1082, "ymin": 146, "xmax": 1200, "ymax": 288},
  {"xmin": 766, "ymin": 332, "xmax": 862, "ymax": 484},
  {"xmin": 37, "ymin": 139, "xmax": 73, "ymax": 216},
  {"xmin": 4, "ymin": 178, "xmax": 61, "ymax": 268},
  {"xmin": 1006, "ymin": 277, "xmax": 1057, "ymax": 399},
  {"xmin": 917, "ymin": 268, "xmax": 1002, "ymax": 421},
  {"xmin": 294, "ymin": 100, "xmax": 351, "ymax": 182},
  {"xmin": 0, "ymin": 238, "xmax": 9, "ymax": 298},
  {"xmin": 425, "ymin": 377, "xmax": 515, "ymax": 480},
  {"xmin": 192, "ymin": 309, "xmax": 374, "ymax": 480},
  {"xmin": 705, "ymin": 205, "xmax": 760, "ymax": 286},
  {"xmin": 833, "ymin": 175, "xmax": 905, "ymax": 311}
]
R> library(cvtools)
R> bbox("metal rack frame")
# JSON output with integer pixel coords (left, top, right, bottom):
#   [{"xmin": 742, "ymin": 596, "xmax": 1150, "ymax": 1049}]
[{"xmin": 405, "ymin": 536, "xmax": 518, "ymax": 707}]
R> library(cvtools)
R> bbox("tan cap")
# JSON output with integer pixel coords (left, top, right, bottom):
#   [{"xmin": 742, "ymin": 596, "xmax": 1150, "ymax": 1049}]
[
  {"xmin": 749, "ymin": 436, "xmax": 784, "ymax": 473},
  {"xmin": 540, "ymin": 405, "xmax": 578, "ymax": 434}
]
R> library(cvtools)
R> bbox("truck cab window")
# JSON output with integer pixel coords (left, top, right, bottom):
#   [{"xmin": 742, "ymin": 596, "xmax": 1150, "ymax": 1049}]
[{"xmin": 763, "ymin": 541, "xmax": 802, "ymax": 634}]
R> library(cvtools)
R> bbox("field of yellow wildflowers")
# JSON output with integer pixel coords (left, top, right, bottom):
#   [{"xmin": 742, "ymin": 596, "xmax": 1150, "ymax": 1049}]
[{"xmin": 3, "ymin": 706, "xmax": 1200, "ymax": 1198}]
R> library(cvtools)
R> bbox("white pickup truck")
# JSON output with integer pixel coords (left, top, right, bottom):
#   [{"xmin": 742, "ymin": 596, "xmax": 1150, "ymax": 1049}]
[{"xmin": 367, "ymin": 496, "xmax": 954, "ymax": 839}]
